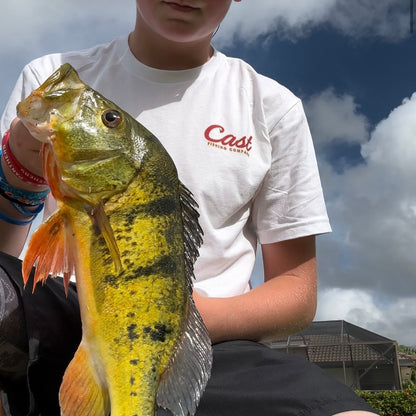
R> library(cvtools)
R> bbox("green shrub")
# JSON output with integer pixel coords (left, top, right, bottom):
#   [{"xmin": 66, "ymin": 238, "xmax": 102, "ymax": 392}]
[{"xmin": 357, "ymin": 384, "xmax": 416, "ymax": 416}]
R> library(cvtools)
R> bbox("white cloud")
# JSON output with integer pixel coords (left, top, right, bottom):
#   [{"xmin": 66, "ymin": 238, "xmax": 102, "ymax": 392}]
[
  {"xmin": 305, "ymin": 89, "xmax": 370, "ymax": 145},
  {"xmin": 217, "ymin": 0, "xmax": 337, "ymax": 45},
  {"xmin": 216, "ymin": 0, "xmax": 410, "ymax": 46},
  {"xmin": 315, "ymin": 288, "xmax": 384, "ymax": 327},
  {"xmin": 0, "ymin": 1, "xmax": 135, "ymax": 110},
  {"xmin": 316, "ymin": 288, "xmax": 416, "ymax": 346},
  {"xmin": 361, "ymin": 93, "xmax": 416, "ymax": 176},
  {"xmin": 330, "ymin": 0, "xmax": 410, "ymax": 41},
  {"xmin": 1, "ymin": 1, "xmax": 134, "ymax": 55}
]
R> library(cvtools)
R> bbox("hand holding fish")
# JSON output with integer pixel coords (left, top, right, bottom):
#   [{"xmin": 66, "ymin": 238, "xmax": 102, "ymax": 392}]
[{"xmin": 5, "ymin": 118, "xmax": 45, "ymax": 190}]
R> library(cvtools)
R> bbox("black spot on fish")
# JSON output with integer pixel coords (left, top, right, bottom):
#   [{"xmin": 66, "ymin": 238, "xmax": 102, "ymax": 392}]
[
  {"xmin": 97, "ymin": 235, "xmax": 107, "ymax": 247},
  {"xmin": 50, "ymin": 222, "xmax": 61, "ymax": 236},
  {"xmin": 126, "ymin": 255, "xmax": 178, "ymax": 282},
  {"xmin": 130, "ymin": 376, "xmax": 135, "ymax": 386},
  {"xmin": 153, "ymin": 323, "xmax": 172, "ymax": 342},
  {"xmin": 143, "ymin": 323, "xmax": 172, "ymax": 343},
  {"xmin": 127, "ymin": 324, "xmax": 139, "ymax": 341},
  {"xmin": 130, "ymin": 392, "xmax": 137, "ymax": 397},
  {"xmin": 123, "ymin": 258, "xmax": 134, "ymax": 268},
  {"xmin": 150, "ymin": 197, "xmax": 177, "ymax": 217},
  {"xmin": 130, "ymin": 359, "xmax": 139, "ymax": 365},
  {"xmin": 124, "ymin": 196, "xmax": 177, "ymax": 226},
  {"xmin": 103, "ymin": 256, "xmax": 113, "ymax": 266},
  {"xmin": 104, "ymin": 274, "xmax": 119, "ymax": 288},
  {"xmin": 126, "ymin": 312, "xmax": 135, "ymax": 318}
]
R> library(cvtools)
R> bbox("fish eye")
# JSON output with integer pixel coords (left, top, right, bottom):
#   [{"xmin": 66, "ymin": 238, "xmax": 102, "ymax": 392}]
[{"xmin": 102, "ymin": 109, "xmax": 122, "ymax": 128}]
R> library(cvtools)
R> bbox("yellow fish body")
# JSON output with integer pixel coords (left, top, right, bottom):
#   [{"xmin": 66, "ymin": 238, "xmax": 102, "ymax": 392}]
[{"xmin": 18, "ymin": 64, "xmax": 212, "ymax": 416}]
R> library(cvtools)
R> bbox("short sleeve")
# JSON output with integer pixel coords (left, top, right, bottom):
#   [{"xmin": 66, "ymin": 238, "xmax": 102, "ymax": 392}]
[
  {"xmin": 1, "ymin": 65, "xmax": 43, "ymax": 136},
  {"xmin": 251, "ymin": 100, "xmax": 331, "ymax": 244}
]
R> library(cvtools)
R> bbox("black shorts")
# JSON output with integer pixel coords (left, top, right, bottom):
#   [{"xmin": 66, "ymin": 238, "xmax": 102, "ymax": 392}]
[{"xmin": 0, "ymin": 251, "xmax": 377, "ymax": 416}]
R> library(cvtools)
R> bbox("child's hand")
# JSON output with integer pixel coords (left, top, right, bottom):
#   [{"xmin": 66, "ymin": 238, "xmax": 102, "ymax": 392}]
[{"xmin": 4, "ymin": 118, "xmax": 46, "ymax": 190}]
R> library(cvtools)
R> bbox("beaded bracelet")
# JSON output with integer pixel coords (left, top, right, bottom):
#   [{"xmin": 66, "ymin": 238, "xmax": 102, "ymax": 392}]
[
  {"xmin": 10, "ymin": 200, "xmax": 45, "ymax": 216},
  {"xmin": 0, "ymin": 148, "xmax": 50, "ymax": 206},
  {"xmin": 1, "ymin": 130, "xmax": 48, "ymax": 187}
]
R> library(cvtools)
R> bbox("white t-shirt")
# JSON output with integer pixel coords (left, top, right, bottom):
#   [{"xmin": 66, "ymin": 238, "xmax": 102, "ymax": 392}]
[{"xmin": 1, "ymin": 35, "xmax": 331, "ymax": 297}]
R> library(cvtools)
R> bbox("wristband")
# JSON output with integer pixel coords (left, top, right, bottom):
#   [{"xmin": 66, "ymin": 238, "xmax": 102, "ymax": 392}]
[
  {"xmin": 0, "ymin": 209, "xmax": 37, "ymax": 226},
  {"xmin": 10, "ymin": 200, "xmax": 45, "ymax": 216},
  {"xmin": 0, "ymin": 149, "xmax": 50, "ymax": 206},
  {"xmin": 1, "ymin": 130, "xmax": 48, "ymax": 187}
]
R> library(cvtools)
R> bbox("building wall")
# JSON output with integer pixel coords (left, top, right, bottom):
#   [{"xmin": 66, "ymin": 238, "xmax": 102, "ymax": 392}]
[
  {"xmin": 322, "ymin": 368, "xmax": 360, "ymax": 389},
  {"xmin": 401, "ymin": 366, "xmax": 413, "ymax": 384},
  {"xmin": 359, "ymin": 366, "xmax": 399, "ymax": 390}
]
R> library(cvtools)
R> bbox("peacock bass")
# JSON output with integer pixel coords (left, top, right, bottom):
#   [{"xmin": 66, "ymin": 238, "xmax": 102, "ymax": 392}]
[{"xmin": 17, "ymin": 63, "xmax": 212, "ymax": 416}]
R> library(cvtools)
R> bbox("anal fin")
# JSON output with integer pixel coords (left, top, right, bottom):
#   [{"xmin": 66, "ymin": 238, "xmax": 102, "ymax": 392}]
[{"xmin": 60, "ymin": 343, "xmax": 110, "ymax": 416}]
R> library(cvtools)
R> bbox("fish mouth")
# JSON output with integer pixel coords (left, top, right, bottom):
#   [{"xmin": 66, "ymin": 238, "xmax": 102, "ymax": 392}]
[
  {"xmin": 17, "ymin": 92, "xmax": 56, "ymax": 143},
  {"xmin": 17, "ymin": 63, "xmax": 84, "ymax": 143}
]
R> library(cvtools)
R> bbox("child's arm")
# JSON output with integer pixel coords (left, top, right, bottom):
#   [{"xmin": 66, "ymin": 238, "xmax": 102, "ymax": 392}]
[{"xmin": 193, "ymin": 235, "xmax": 317, "ymax": 344}]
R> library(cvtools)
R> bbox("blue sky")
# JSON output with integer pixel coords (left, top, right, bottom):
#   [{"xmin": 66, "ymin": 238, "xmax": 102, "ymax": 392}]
[{"xmin": 1, "ymin": 1, "xmax": 415, "ymax": 345}]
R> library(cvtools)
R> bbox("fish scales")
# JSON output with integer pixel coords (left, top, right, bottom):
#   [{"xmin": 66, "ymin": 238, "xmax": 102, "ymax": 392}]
[{"xmin": 18, "ymin": 63, "xmax": 211, "ymax": 416}]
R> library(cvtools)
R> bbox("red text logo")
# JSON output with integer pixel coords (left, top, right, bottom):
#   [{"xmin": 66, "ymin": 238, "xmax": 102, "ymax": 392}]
[{"xmin": 204, "ymin": 124, "xmax": 253, "ymax": 156}]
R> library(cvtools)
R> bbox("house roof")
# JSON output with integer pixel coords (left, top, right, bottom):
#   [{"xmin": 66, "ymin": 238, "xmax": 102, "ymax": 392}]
[
  {"xmin": 398, "ymin": 352, "xmax": 416, "ymax": 367},
  {"xmin": 268, "ymin": 320, "xmax": 397, "ymax": 364}
]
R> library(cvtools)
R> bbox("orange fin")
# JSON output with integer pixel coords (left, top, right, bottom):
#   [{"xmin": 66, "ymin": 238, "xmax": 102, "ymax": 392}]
[
  {"xmin": 60, "ymin": 343, "xmax": 110, "ymax": 416},
  {"xmin": 22, "ymin": 210, "xmax": 75, "ymax": 294},
  {"xmin": 88, "ymin": 201, "xmax": 121, "ymax": 273}
]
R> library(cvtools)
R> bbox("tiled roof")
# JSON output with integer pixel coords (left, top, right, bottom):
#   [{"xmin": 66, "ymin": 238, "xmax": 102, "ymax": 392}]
[
  {"xmin": 308, "ymin": 343, "xmax": 385, "ymax": 362},
  {"xmin": 268, "ymin": 320, "xmax": 397, "ymax": 364}
]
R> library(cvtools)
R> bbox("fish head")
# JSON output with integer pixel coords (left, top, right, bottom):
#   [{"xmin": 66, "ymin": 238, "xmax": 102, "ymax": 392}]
[{"xmin": 17, "ymin": 63, "xmax": 143, "ymax": 205}]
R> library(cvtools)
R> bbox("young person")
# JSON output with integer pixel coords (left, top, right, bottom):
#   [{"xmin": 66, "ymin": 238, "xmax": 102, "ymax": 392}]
[{"xmin": 0, "ymin": 1, "xmax": 378, "ymax": 415}]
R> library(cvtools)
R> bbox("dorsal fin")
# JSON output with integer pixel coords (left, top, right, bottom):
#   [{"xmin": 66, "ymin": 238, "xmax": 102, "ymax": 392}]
[{"xmin": 178, "ymin": 182, "xmax": 203, "ymax": 287}]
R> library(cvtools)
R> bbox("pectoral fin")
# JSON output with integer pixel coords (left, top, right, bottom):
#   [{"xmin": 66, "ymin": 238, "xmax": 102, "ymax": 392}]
[
  {"xmin": 87, "ymin": 201, "xmax": 122, "ymax": 273},
  {"xmin": 22, "ymin": 210, "xmax": 75, "ymax": 294},
  {"xmin": 60, "ymin": 343, "xmax": 110, "ymax": 416}
]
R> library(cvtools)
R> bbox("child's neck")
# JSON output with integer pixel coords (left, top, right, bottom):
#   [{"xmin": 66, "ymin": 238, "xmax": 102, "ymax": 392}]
[{"xmin": 128, "ymin": 28, "xmax": 213, "ymax": 71}]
